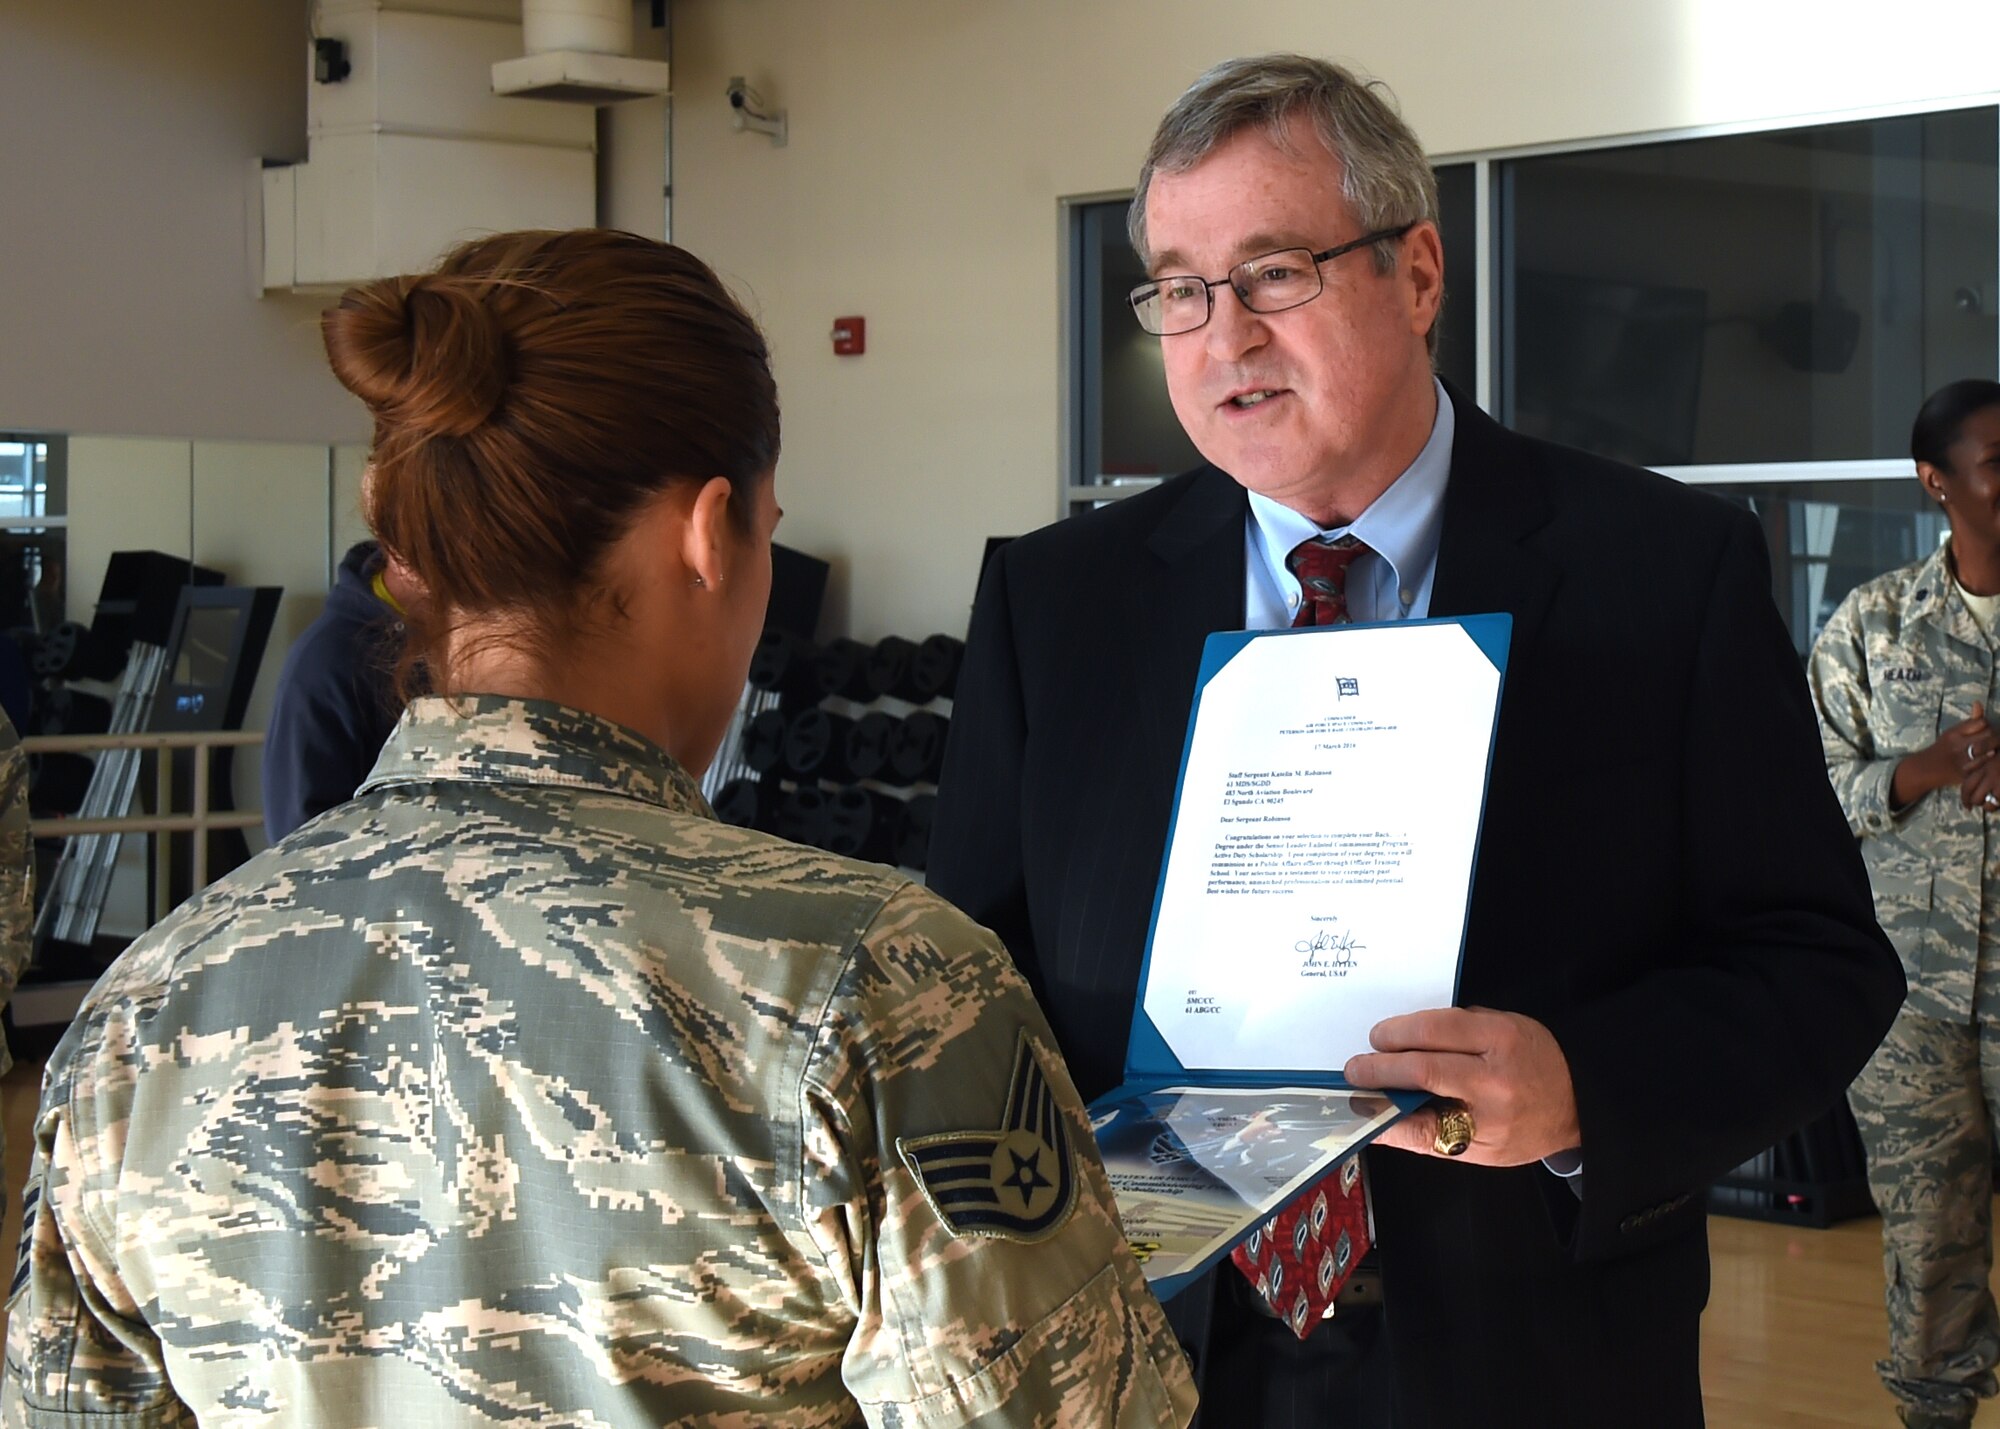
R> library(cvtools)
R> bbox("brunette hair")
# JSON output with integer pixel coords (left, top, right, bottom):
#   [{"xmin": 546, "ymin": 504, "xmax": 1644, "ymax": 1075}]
[
  {"xmin": 322, "ymin": 229, "xmax": 779, "ymax": 692},
  {"xmin": 1913, "ymin": 379, "xmax": 2000, "ymax": 473}
]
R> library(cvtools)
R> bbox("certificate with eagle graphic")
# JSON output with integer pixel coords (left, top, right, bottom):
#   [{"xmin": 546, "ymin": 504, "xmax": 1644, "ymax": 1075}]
[{"xmin": 1089, "ymin": 1085, "xmax": 1405, "ymax": 1297}]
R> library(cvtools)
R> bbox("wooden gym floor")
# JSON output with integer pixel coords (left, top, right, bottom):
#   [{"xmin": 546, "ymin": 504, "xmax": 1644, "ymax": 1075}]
[{"xmin": 0, "ymin": 1056, "xmax": 1984, "ymax": 1426}]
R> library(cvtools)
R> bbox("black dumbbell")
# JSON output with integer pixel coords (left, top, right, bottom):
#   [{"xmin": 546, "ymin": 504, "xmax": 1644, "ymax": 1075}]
[
  {"xmin": 783, "ymin": 708, "xmax": 855, "ymax": 782},
  {"xmin": 823, "ymin": 787, "xmax": 897, "ymax": 862},
  {"xmin": 713, "ymin": 776, "xmax": 780, "ymax": 831},
  {"xmin": 32, "ymin": 621, "xmax": 84, "ymax": 678},
  {"xmin": 909, "ymin": 634, "xmax": 964, "ymax": 703},
  {"xmin": 888, "ymin": 711, "xmax": 950, "ymax": 784},
  {"xmin": 746, "ymin": 630, "xmax": 822, "ymax": 705},
  {"xmin": 774, "ymin": 785, "xmax": 831, "ymax": 848},
  {"xmin": 866, "ymin": 636, "xmax": 921, "ymax": 702},
  {"xmin": 816, "ymin": 638, "xmax": 873, "ymax": 702},
  {"xmin": 740, "ymin": 709, "xmax": 789, "ymax": 774},
  {"xmin": 893, "ymin": 793, "xmax": 936, "ymax": 870},
  {"xmin": 845, "ymin": 710, "xmax": 898, "ymax": 783}
]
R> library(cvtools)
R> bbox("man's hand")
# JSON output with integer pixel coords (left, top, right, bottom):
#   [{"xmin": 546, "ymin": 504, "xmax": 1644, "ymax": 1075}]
[{"xmin": 1344, "ymin": 1007, "xmax": 1581, "ymax": 1166}]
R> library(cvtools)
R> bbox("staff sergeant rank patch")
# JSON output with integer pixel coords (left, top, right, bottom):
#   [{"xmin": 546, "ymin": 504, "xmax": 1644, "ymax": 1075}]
[{"xmin": 898, "ymin": 1031, "xmax": 1079, "ymax": 1242}]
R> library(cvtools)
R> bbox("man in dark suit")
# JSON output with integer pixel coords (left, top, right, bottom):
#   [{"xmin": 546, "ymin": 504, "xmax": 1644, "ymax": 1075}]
[{"xmin": 928, "ymin": 54, "xmax": 1903, "ymax": 1427}]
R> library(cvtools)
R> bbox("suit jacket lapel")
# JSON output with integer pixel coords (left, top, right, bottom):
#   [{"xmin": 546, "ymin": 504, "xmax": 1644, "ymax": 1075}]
[
  {"xmin": 1429, "ymin": 384, "xmax": 1560, "ymax": 663},
  {"xmin": 1135, "ymin": 467, "xmax": 1247, "ymax": 784}
]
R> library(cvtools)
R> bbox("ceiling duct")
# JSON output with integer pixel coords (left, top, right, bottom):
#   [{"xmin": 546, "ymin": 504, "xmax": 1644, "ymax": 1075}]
[{"xmin": 492, "ymin": 0, "xmax": 672, "ymax": 105}]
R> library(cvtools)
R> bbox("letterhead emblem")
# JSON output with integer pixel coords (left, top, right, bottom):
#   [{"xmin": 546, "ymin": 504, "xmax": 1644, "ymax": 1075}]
[{"xmin": 898, "ymin": 1031, "xmax": 1079, "ymax": 1243}]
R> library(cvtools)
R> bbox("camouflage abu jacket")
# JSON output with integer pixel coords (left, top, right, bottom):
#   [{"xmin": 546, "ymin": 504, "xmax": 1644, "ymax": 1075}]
[
  {"xmin": 2, "ymin": 696, "xmax": 1194, "ymax": 1429},
  {"xmin": 1810, "ymin": 542, "xmax": 1997, "ymax": 1023},
  {"xmin": 0, "ymin": 712, "xmax": 31, "ymax": 1081}
]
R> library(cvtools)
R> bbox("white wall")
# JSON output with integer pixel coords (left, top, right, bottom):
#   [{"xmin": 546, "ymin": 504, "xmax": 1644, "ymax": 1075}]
[
  {"xmin": 0, "ymin": 0, "xmax": 667, "ymax": 443},
  {"xmin": 666, "ymin": 0, "xmax": 2000, "ymax": 640},
  {"xmin": 0, "ymin": 0, "xmax": 367, "ymax": 444}
]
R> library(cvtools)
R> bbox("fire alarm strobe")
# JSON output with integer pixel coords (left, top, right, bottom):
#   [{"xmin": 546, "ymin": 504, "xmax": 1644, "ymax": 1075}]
[{"xmin": 832, "ymin": 317, "xmax": 865, "ymax": 356}]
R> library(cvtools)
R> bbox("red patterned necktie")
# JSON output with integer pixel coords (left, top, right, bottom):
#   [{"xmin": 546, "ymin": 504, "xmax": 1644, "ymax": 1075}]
[
  {"xmin": 1230, "ymin": 1154, "xmax": 1372, "ymax": 1337},
  {"xmin": 1287, "ymin": 534, "xmax": 1369, "ymax": 627},
  {"xmin": 1228, "ymin": 532, "xmax": 1377, "ymax": 1338}
]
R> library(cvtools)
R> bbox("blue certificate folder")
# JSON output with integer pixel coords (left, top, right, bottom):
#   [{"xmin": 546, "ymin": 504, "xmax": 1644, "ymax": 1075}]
[{"xmin": 1084, "ymin": 614, "xmax": 1511, "ymax": 1302}]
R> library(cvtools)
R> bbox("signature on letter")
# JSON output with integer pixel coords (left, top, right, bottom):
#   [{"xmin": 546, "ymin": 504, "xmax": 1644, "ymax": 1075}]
[{"xmin": 1295, "ymin": 927, "xmax": 1364, "ymax": 972}]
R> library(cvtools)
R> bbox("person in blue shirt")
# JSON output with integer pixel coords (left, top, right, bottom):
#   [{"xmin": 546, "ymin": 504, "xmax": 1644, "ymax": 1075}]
[{"xmin": 260, "ymin": 538, "xmax": 420, "ymax": 839}]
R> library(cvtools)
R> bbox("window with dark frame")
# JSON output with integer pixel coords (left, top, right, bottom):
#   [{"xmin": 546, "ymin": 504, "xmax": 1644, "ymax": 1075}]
[{"xmin": 1066, "ymin": 105, "xmax": 1998, "ymax": 647}]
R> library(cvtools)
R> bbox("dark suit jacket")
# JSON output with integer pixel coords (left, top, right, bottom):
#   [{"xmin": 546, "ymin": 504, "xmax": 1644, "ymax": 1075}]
[{"xmin": 928, "ymin": 386, "xmax": 1903, "ymax": 1427}]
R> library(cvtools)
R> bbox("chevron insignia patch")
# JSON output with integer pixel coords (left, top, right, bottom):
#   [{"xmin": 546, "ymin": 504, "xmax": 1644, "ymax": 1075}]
[{"xmin": 898, "ymin": 1031, "xmax": 1079, "ymax": 1242}]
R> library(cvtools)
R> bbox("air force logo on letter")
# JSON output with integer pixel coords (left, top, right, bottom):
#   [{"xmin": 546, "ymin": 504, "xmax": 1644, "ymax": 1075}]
[{"xmin": 898, "ymin": 1031, "xmax": 1079, "ymax": 1242}]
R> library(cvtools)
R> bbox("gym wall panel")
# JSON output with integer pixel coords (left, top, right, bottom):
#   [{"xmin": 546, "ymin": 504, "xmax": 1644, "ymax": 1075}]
[
  {"xmin": 190, "ymin": 440, "xmax": 337, "ymax": 811},
  {"xmin": 65, "ymin": 438, "xmax": 194, "ymax": 630}
]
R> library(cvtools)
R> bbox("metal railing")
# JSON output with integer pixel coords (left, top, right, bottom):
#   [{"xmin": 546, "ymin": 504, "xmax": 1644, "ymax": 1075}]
[{"xmin": 24, "ymin": 729, "xmax": 263, "ymax": 910}]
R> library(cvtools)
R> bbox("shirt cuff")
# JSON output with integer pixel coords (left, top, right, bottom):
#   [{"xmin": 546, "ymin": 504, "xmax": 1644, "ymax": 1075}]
[{"xmin": 1853, "ymin": 756, "xmax": 1913, "ymax": 835}]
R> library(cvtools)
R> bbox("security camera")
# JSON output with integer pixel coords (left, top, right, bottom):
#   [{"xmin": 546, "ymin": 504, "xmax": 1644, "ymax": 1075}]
[{"xmin": 725, "ymin": 76, "xmax": 786, "ymax": 147}]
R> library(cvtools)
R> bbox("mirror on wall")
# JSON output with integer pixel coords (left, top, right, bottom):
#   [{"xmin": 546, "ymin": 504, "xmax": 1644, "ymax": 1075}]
[{"xmin": 3, "ymin": 433, "xmax": 370, "ymax": 988}]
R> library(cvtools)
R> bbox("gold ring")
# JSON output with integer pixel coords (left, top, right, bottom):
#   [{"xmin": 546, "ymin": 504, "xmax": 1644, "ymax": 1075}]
[{"xmin": 1433, "ymin": 1103, "xmax": 1475, "ymax": 1157}]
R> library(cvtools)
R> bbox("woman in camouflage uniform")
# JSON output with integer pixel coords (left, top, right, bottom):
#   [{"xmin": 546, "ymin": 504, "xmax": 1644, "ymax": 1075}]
[
  {"xmin": 1810, "ymin": 378, "xmax": 2000, "ymax": 1429},
  {"xmin": 2, "ymin": 230, "xmax": 1194, "ymax": 1429}
]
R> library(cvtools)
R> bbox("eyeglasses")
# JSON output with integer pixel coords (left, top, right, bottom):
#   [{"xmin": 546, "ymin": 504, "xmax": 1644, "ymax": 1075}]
[{"xmin": 1128, "ymin": 224, "xmax": 1416, "ymax": 336}]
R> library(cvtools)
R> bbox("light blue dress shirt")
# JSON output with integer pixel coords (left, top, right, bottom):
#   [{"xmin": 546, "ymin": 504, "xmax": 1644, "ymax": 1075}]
[
  {"xmin": 1237, "ymin": 378, "xmax": 1585, "ymax": 1187},
  {"xmin": 1244, "ymin": 379, "xmax": 1454, "ymax": 629}
]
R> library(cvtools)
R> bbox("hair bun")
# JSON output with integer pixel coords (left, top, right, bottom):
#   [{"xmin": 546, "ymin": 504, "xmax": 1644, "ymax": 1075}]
[{"xmin": 323, "ymin": 276, "xmax": 510, "ymax": 440}]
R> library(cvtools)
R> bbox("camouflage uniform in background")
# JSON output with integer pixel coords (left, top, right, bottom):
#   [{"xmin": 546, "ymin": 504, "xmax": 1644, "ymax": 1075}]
[
  {"xmin": 1811, "ymin": 543, "xmax": 2000, "ymax": 1427},
  {"xmin": 0, "ymin": 712, "xmax": 32, "ymax": 1087},
  {"xmin": 1, "ymin": 696, "xmax": 1195, "ymax": 1429}
]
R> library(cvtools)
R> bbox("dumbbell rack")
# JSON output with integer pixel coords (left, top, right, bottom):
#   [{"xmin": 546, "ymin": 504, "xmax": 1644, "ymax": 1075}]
[
  {"xmin": 700, "ymin": 684, "xmax": 785, "ymax": 812},
  {"xmin": 707, "ymin": 632, "xmax": 960, "ymax": 875}
]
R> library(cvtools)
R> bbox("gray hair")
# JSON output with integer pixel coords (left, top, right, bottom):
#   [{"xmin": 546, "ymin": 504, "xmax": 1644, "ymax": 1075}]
[{"xmin": 1129, "ymin": 54, "xmax": 1438, "ymax": 281}]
